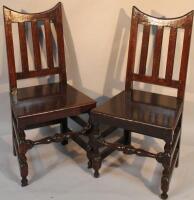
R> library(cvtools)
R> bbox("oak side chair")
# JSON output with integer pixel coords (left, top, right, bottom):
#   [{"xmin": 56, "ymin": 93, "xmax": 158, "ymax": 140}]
[
  {"xmin": 88, "ymin": 7, "xmax": 193, "ymax": 199},
  {"xmin": 3, "ymin": 3, "xmax": 96, "ymax": 186}
]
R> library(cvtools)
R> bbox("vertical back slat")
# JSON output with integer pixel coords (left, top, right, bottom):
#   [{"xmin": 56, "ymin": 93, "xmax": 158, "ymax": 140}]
[
  {"xmin": 125, "ymin": 14, "xmax": 139, "ymax": 90},
  {"xmin": 139, "ymin": 25, "xmax": 150, "ymax": 75},
  {"xmin": 44, "ymin": 19, "xmax": 54, "ymax": 68},
  {"xmin": 165, "ymin": 27, "xmax": 177, "ymax": 82},
  {"xmin": 152, "ymin": 26, "xmax": 164, "ymax": 79},
  {"xmin": 31, "ymin": 21, "xmax": 42, "ymax": 71},
  {"xmin": 54, "ymin": 6, "xmax": 67, "ymax": 82},
  {"xmin": 178, "ymin": 25, "xmax": 193, "ymax": 99},
  {"xmin": 4, "ymin": 21, "xmax": 17, "ymax": 90},
  {"xmin": 18, "ymin": 22, "xmax": 29, "ymax": 73}
]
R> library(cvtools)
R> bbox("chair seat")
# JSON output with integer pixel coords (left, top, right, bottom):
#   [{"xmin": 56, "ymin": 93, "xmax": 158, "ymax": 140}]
[
  {"xmin": 11, "ymin": 82, "xmax": 96, "ymax": 129},
  {"xmin": 91, "ymin": 90, "xmax": 183, "ymax": 139}
]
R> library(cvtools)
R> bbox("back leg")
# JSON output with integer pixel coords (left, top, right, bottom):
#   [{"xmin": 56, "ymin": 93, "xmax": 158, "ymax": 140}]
[
  {"xmin": 17, "ymin": 128, "xmax": 29, "ymax": 187},
  {"xmin": 124, "ymin": 130, "xmax": 131, "ymax": 145},
  {"xmin": 12, "ymin": 125, "xmax": 16, "ymax": 156},
  {"xmin": 61, "ymin": 118, "xmax": 68, "ymax": 145}
]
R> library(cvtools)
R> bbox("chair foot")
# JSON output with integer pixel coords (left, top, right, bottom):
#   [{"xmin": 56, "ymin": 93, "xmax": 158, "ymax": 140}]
[
  {"xmin": 61, "ymin": 139, "xmax": 68, "ymax": 146},
  {"xmin": 160, "ymin": 142, "xmax": 171, "ymax": 200},
  {"xmin": 21, "ymin": 177, "xmax": 28, "ymax": 187},
  {"xmin": 92, "ymin": 156, "xmax": 101, "ymax": 178},
  {"xmin": 161, "ymin": 193, "xmax": 168, "ymax": 200},
  {"xmin": 89, "ymin": 122, "xmax": 101, "ymax": 178},
  {"xmin": 94, "ymin": 170, "xmax": 100, "ymax": 178},
  {"xmin": 88, "ymin": 160, "xmax": 92, "ymax": 169},
  {"xmin": 18, "ymin": 151, "xmax": 29, "ymax": 187}
]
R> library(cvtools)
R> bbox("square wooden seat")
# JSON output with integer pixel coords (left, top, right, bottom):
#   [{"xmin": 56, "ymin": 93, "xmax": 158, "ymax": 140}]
[
  {"xmin": 92, "ymin": 90, "xmax": 183, "ymax": 139},
  {"xmin": 12, "ymin": 82, "xmax": 95, "ymax": 129}
]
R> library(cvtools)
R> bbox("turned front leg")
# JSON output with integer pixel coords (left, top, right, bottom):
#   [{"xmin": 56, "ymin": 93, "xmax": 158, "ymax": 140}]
[
  {"xmin": 88, "ymin": 121, "xmax": 101, "ymax": 178},
  {"xmin": 161, "ymin": 142, "xmax": 172, "ymax": 199}
]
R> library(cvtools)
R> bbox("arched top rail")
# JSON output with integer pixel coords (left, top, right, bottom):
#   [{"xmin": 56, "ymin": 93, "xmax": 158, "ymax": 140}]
[
  {"xmin": 132, "ymin": 6, "xmax": 193, "ymax": 28},
  {"xmin": 3, "ymin": 2, "xmax": 62, "ymax": 23}
]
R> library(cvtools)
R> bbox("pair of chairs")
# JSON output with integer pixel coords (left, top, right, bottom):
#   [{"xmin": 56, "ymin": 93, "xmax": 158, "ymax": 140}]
[{"xmin": 3, "ymin": 2, "xmax": 193, "ymax": 200}]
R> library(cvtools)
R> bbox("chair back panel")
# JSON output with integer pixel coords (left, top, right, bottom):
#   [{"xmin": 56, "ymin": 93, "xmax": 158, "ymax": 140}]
[
  {"xmin": 125, "ymin": 7, "xmax": 193, "ymax": 99},
  {"xmin": 3, "ymin": 2, "xmax": 66, "ymax": 90}
]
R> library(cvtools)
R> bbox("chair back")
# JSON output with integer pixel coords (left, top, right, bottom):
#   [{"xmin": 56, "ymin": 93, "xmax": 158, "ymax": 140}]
[
  {"xmin": 3, "ymin": 2, "xmax": 66, "ymax": 92},
  {"xmin": 125, "ymin": 7, "xmax": 193, "ymax": 99}
]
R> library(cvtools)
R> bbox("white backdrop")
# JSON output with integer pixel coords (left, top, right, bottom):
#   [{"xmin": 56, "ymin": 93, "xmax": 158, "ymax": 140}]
[{"xmin": 0, "ymin": 1, "xmax": 194, "ymax": 199}]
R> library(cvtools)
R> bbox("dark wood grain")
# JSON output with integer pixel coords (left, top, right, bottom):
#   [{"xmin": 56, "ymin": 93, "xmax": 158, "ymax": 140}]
[
  {"xmin": 11, "ymin": 82, "xmax": 96, "ymax": 128},
  {"xmin": 91, "ymin": 90, "xmax": 183, "ymax": 140},
  {"xmin": 89, "ymin": 7, "xmax": 193, "ymax": 200},
  {"xmin": 178, "ymin": 24, "xmax": 193, "ymax": 98},
  {"xmin": 3, "ymin": 2, "xmax": 96, "ymax": 187},
  {"xmin": 44, "ymin": 19, "xmax": 54, "ymax": 68},
  {"xmin": 125, "ymin": 9, "xmax": 139, "ymax": 90},
  {"xmin": 16, "ymin": 67, "xmax": 60, "ymax": 79},
  {"xmin": 152, "ymin": 26, "xmax": 164, "ymax": 79},
  {"xmin": 132, "ymin": 74, "xmax": 179, "ymax": 88},
  {"xmin": 18, "ymin": 22, "xmax": 29, "ymax": 73},
  {"xmin": 53, "ymin": 4, "xmax": 66, "ymax": 82},
  {"xmin": 165, "ymin": 28, "xmax": 177, "ymax": 82},
  {"xmin": 139, "ymin": 25, "xmax": 150, "ymax": 75},
  {"xmin": 3, "ymin": 19, "xmax": 17, "ymax": 90},
  {"xmin": 3, "ymin": 2, "xmax": 67, "ymax": 82},
  {"xmin": 31, "ymin": 21, "xmax": 42, "ymax": 71},
  {"xmin": 125, "ymin": 6, "xmax": 193, "ymax": 98}
]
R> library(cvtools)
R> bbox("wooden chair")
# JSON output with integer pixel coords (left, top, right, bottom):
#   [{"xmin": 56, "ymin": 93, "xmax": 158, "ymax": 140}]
[
  {"xmin": 88, "ymin": 7, "xmax": 193, "ymax": 199},
  {"xmin": 3, "ymin": 2, "xmax": 96, "ymax": 186}
]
